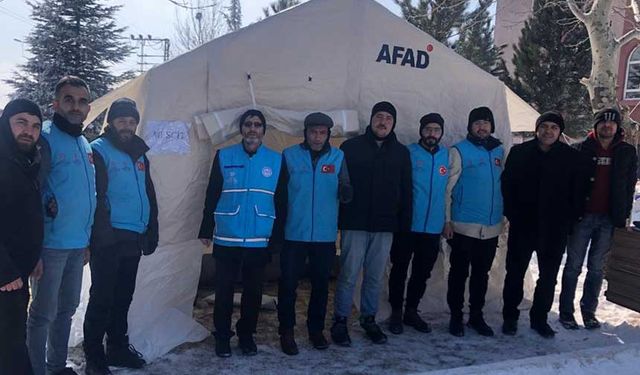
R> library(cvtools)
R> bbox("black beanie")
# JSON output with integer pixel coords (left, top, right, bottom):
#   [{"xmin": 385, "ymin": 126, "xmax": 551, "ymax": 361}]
[
  {"xmin": 419, "ymin": 113, "xmax": 444, "ymax": 133},
  {"xmin": 535, "ymin": 111, "xmax": 565, "ymax": 132},
  {"xmin": 107, "ymin": 98, "xmax": 140, "ymax": 124},
  {"xmin": 1, "ymin": 98, "xmax": 42, "ymax": 125},
  {"xmin": 468, "ymin": 106, "xmax": 495, "ymax": 133},
  {"xmin": 238, "ymin": 109, "xmax": 266, "ymax": 133},
  {"xmin": 593, "ymin": 108, "xmax": 622, "ymax": 129},
  {"xmin": 304, "ymin": 112, "xmax": 334, "ymax": 129},
  {"xmin": 370, "ymin": 101, "xmax": 397, "ymax": 128}
]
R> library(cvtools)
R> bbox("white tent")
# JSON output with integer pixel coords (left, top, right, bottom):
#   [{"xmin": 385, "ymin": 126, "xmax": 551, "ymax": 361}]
[{"xmin": 75, "ymin": 0, "xmax": 540, "ymax": 361}]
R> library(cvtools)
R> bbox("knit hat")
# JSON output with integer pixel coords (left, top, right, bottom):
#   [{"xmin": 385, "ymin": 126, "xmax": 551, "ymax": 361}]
[
  {"xmin": 304, "ymin": 112, "xmax": 333, "ymax": 129},
  {"xmin": 419, "ymin": 113, "xmax": 444, "ymax": 134},
  {"xmin": 593, "ymin": 108, "xmax": 622, "ymax": 129},
  {"xmin": 370, "ymin": 101, "xmax": 397, "ymax": 128},
  {"xmin": 107, "ymin": 98, "xmax": 140, "ymax": 124},
  {"xmin": 467, "ymin": 106, "xmax": 495, "ymax": 133},
  {"xmin": 535, "ymin": 111, "xmax": 565, "ymax": 133},
  {"xmin": 0, "ymin": 98, "xmax": 42, "ymax": 124},
  {"xmin": 238, "ymin": 109, "xmax": 266, "ymax": 133}
]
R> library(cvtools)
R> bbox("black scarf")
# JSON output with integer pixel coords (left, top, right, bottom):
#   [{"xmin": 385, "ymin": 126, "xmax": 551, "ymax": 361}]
[
  {"xmin": 466, "ymin": 133, "xmax": 502, "ymax": 151},
  {"xmin": 53, "ymin": 113, "xmax": 83, "ymax": 137}
]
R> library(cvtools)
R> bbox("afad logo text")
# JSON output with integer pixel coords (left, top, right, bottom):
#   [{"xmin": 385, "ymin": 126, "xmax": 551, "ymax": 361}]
[{"xmin": 375, "ymin": 43, "xmax": 433, "ymax": 69}]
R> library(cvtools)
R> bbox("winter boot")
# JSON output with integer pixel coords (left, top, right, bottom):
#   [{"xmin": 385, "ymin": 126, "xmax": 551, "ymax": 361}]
[
  {"xmin": 388, "ymin": 308, "xmax": 404, "ymax": 334},
  {"xmin": 403, "ymin": 308, "xmax": 431, "ymax": 333},
  {"xmin": 360, "ymin": 315, "xmax": 387, "ymax": 344},
  {"xmin": 106, "ymin": 345, "xmax": 146, "ymax": 369},
  {"xmin": 330, "ymin": 316, "xmax": 352, "ymax": 347},
  {"xmin": 449, "ymin": 314, "xmax": 465, "ymax": 337},
  {"xmin": 238, "ymin": 335, "xmax": 258, "ymax": 356},
  {"xmin": 501, "ymin": 319, "xmax": 518, "ymax": 336},
  {"xmin": 309, "ymin": 331, "xmax": 329, "ymax": 350},
  {"xmin": 215, "ymin": 337, "xmax": 232, "ymax": 358},
  {"xmin": 530, "ymin": 320, "xmax": 556, "ymax": 338},
  {"xmin": 279, "ymin": 330, "xmax": 299, "ymax": 356},
  {"xmin": 559, "ymin": 312, "xmax": 579, "ymax": 330},
  {"xmin": 582, "ymin": 312, "xmax": 601, "ymax": 330},
  {"xmin": 468, "ymin": 313, "xmax": 494, "ymax": 337}
]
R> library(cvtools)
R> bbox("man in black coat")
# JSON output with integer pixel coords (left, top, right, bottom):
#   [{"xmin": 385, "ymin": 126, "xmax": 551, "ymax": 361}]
[
  {"xmin": 501, "ymin": 111, "xmax": 583, "ymax": 338},
  {"xmin": 83, "ymin": 99, "xmax": 159, "ymax": 375},
  {"xmin": 331, "ymin": 101, "xmax": 412, "ymax": 346},
  {"xmin": 0, "ymin": 99, "xmax": 44, "ymax": 375},
  {"xmin": 559, "ymin": 108, "xmax": 638, "ymax": 330}
]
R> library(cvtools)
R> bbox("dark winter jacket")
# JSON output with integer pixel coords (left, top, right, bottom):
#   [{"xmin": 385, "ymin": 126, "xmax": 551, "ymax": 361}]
[
  {"xmin": 90, "ymin": 129, "xmax": 159, "ymax": 255},
  {"xmin": 501, "ymin": 139, "xmax": 584, "ymax": 237},
  {"xmin": 0, "ymin": 117, "xmax": 44, "ymax": 286},
  {"xmin": 576, "ymin": 132, "xmax": 638, "ymax": 228},
  {"xmin": 339, "ymin": 126, "xmax": 412, "ymax": 232}
]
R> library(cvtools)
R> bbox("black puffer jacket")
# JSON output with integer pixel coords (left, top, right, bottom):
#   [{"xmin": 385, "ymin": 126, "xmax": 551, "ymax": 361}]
[
  {"xmin": 501, "ymin": 139, "xmax": 584, "ymax": 236},
  {"xmin": 576, "ymin": 133, "xmax": 638, "ymax": 228},
  {"xmin": 0, "ymin": 117, "xmax": 44, "ymax": 286},
  {"xmin": 338, "ymin": 127, "xmax": 412, "ymax": 232}
]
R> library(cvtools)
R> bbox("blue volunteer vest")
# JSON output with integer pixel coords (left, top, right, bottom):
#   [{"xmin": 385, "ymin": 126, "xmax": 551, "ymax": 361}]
[
  {"xmin": 213, "ymin": 143, "xmax": 282, "ymax": 248},
  {"xmin": 408, "ymin": 143, "xmax": 449, "ymax": 234},
  {"xmin": 91, "ymin": 137, "xmax": 150, "ymax": 234},
  {"xmin": 41, "ymin": 121, "xmax": 96, "ymax": 249},
  {"xmin": 283, "ymin": 145, "xmax": 343, "ymax": 242},
  {"xmin": 451, "ymin": 139, "xmax": 503, "ymax": 226}
]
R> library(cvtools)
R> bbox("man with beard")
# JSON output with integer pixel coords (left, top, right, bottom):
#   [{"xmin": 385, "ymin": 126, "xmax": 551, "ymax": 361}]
[
  {"xmin": 444, "ymin": 107, "xmax": 504, "ymax": 337},
  {"xmin": 198, "ymin": 109, "xmax": 287, "ymax": 358},
  {"xmin": 331, "ymin": 101, "xmax": 412, "ymax": 346},
  {"xmin": 559, "ymin": 108, "xmax": 637, "ymax": 330},
  {"xmin": 28, "ymin": 76, "xmax": 96, "ymax": 375},
  {"xmin": 0, "ymin": 99, "xmax": 44, "ymax": 375},
  {"xmin": 501, "ymin": 112, "xmax": 583, "ymax": 338},
  {"xmin": 278, "ymin": 112, "xmax": 352, "ymax": 355},
  {"xmin": 82, "ymin": 98, "xmax": 158, "ymax": 374},
  {"xmin": 387, "ymin": 113, "xmax": 448, "ymax": 335}
]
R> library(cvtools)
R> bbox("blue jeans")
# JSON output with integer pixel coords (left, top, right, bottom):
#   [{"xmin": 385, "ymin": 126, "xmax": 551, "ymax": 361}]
[
  {"xmin": 559, "ymin": 214, "xmax": 614, "ymax": 316},
  {"xmin": 27, "ymin": 248, "xmax": 85, "ymax": 375},
  {"xmin": 334, "ymin": 230, "xmax": 393, "ymax": 319}
]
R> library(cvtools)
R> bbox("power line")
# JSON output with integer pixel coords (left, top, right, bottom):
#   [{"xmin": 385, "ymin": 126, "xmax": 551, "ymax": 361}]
[{"xmin": 166, "ymin": 0, "xmax": 221, "ymax": 10}]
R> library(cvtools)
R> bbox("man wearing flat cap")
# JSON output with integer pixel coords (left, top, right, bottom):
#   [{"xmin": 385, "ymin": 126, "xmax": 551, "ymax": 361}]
[
  {"xmin": 331, "ymin": 101, "xmax": 412, "ymax": 346},
  {"xmin": 83, "ymin": 98, "xmax": 158, "ymax": 374},
  {"xmin": 444, "ymin": 106, "xmax": 504, "ymax": 337},
  {"xmin": 0, "ymin": 98, "xmax": 43, "ymax": 375},
  {"xmin": 501, "ymin": 111, "xmax": 583, "ymax": 338},
  {"xmin": 387, "ymin": 113, "xmax": 448, "ymax": 335},
  {"xmin": 559, "ymin": 108, "xmax": 637, "ymax": 331},
  {"xmin": 277, "ymin": 112, "xmax": 352, "ymax": 355}
]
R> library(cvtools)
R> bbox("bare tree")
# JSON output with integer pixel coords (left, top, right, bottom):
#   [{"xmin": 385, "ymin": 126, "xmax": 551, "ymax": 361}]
[
  {"xmin": 567, "ymin": 0, "xmax": 640, "ymax": 110},
  {"xmin": 262, "ymin": 0, "xmax": 301, "ymax": 18},
  {"xmin": 172, "ymin": 0, "xmax": 227, "ymax": 56}
]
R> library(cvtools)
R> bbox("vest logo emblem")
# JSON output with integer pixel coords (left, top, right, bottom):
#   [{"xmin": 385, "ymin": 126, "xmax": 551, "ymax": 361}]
[
  {"xmin": 262, "ymin": 166, "xmax": 273, "ymax": 177},
  {"xmin": 321, "ymin": 164, "xmax": 335, "ymax": 174},
  {"xmin": 136, "ymin": 161, "xmax": 145, "ymax": 171},
  {"xmin": 87, "ymin": 153, "xmax": 94, "ymax": 164},
  {"xmin": 494, "ymin": 158, "xmax": 502, "ymax": 167},
  {"xmin": 439, "ymin": 165, "xmax": 447, "ymax": 176}
]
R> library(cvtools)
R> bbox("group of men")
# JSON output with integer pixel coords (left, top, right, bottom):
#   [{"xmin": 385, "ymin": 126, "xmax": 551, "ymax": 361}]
[
  {"xmin": 197, "ymin": 100, "xmax": 637, "ymax": 359},
  {"xmin": 1, "ymin": 76, "xmax": 158, "ymax": 375},
  {"xmin": 1, "ymin": 79, "xmax": 636, "ymax": 374}
]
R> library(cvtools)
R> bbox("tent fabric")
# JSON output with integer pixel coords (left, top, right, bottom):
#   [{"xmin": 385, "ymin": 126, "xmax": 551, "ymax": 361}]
[{"xmin": 75, "ymin": 0, "xmax": 540, "ymax": 361}]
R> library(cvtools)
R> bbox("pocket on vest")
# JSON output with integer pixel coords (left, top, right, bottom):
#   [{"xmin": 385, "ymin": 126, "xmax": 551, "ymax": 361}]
[{"xmin": 254, "ymin": 205, "xmax": 275, "ymax": 237}]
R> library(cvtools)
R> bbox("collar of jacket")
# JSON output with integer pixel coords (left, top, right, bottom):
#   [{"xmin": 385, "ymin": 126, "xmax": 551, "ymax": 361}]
[
  {"xmin": 103, "ymin": 126, "xmax": 150, "ymax": 161},
  {"xmin": 466, "ymin": 133, "xmax": 502, "ymax": 151},
  {"xmin": 53, "ymin": 113, "xmax": 83, "ymax": 137}
]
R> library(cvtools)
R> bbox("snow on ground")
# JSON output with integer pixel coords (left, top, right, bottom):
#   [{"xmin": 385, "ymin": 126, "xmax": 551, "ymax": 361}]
[{"xmin": 67, "ymin": 254, "xmax": 640, "ymax": 374}]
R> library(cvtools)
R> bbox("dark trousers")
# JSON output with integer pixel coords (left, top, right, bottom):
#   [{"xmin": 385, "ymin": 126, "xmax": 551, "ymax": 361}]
[
  {"xmin": 0, "ymin": 285, "xmax": 33, "ymax": 375},
  {"xmin": 83, "ymin": 240, "xmax": 140, "ymax": 360},
  {"xmin": 212, "ymin": 245, "xmax": 269, "ymax": 340},
  {"xmin": 503, "ymin": 224, "xmax": 566, "ymax": 323},
  {"xmin": 388, "ymin": 232, "xmax": 440, "ymax": 310},
  {"xmin": 447, "ymin": 233, "xmax": 498, "ymax": 318},
  {"xmin": 277, "ymin": 241, "xmax": 336, "ymax": 334}
]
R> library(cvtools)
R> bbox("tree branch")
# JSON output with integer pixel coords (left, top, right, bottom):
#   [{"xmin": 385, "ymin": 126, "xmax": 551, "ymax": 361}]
[
  {"xmin": 617, "ymin": 28, "xmax": 640, "ymax": 47},
  {"xmin": 566, "ymin": 0, "xmax": 587, "ymax": 23}
]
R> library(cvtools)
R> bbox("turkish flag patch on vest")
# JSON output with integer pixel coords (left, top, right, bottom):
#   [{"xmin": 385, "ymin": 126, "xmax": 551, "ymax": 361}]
[
  {"xmin": 321, "ymin": 164, "xmax": 335, "ymax": 173},
  {"xmin": 136, "ymin": 161, "xmax": 146, "ymax": 171},
  {"xmin": 494, "ymin": 158, "xmax": 502, "ymax": 167}
]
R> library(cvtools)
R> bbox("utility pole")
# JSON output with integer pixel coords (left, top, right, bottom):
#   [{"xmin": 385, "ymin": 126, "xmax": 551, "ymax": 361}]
[{"xmin": 130, "ymin": 34, "xmax": 171, "ymax": 74}]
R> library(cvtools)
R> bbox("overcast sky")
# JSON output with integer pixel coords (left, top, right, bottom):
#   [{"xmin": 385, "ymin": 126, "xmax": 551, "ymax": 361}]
[{"xmin": 0, "ymin": 0, "xmax": 400, "ymax": 107}]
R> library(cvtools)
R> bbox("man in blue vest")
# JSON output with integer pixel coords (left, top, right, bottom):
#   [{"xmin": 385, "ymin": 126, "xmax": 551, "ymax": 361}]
[
  {"xmin": 278, "ymin": 112, "xmax": 352, "ymax": 355},
  {"xmin": 83, "ymin": 98, "xmax": 158, "ymax": 375},
  {"xmin": 331, "ymin": 101, "xmax": 413, "ymax": 346},
  {"xmin": 198, "ymin": 109, "xmax": 287, "ymax": 358},
  {"xmin": 27, "ymin": 76, "xmax": 96, "ymax": 375},
  {"xmin": 443, "ymin": 106, "xmax": 504, "ymax": 337},
  {"xmin": 0, "ymin": 99, "xmax": 44, "ymax": 375},
  {"xmin": 388, "ymin": 113, "xmax": 448, "ymax": 335}
]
